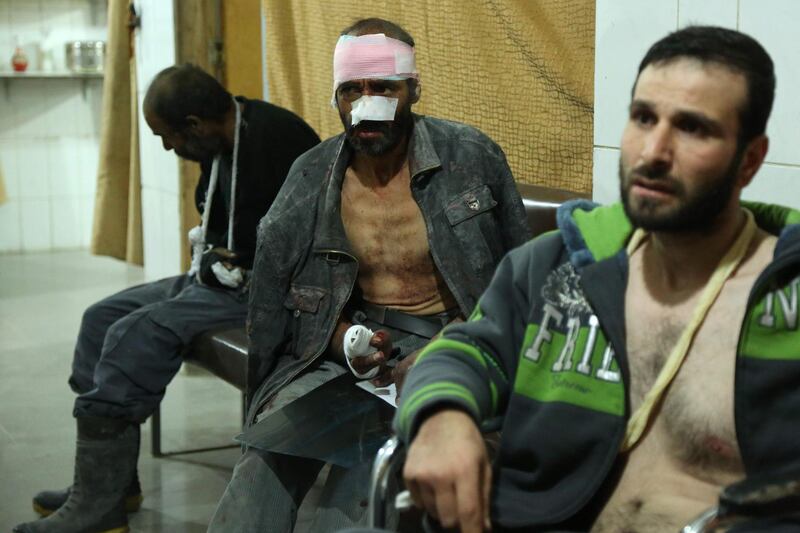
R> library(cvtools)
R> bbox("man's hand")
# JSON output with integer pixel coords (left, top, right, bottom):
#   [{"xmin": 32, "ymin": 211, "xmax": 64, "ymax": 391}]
[
  {"xmin": 372, "ymin": 349, "xmax": 420, "ymax": 392},
  {"xmin": 404, "ymin": 409, "xmax": 492, "ymax": 533},
  {"xmin": 209, "ymin": 247, "xmax": 237, "ymax": 268},
  {"xmin": 349, "ymin": 329, "xmax": 392, "ymax": 376},
  {"xmin": 199, "ymin": 247, "xmax": 240, "ymax": 288}
]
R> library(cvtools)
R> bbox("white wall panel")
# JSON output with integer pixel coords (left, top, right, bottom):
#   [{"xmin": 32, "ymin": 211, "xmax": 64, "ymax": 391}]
[
  {"xmin": 17, "ymin": 142, "xmax": 49, "ymax": 198},
  {"xmin": 678, "ymin": 0, "xmax": 738, "ymax": 28},
  {"xmin": 593, "ymin": 147, "xmax": 621, "ymax": 206},
  {"xmin": 740, "ymin": 0, "xmax": 800, "ymax": 167},
  {"xmin": 48, "ymin": 138, "xmax": 81, "ymax": 197},
  {"xmin": 51, "ymin": 194, "xmax": 82, "ymax": 249},
  {"xmin": 594, "ymin": 0, "xmax": 677, "ymax": 150},
  {"xmin": 134, "ymin": 0, "xmax": 179, "ymax": 279},
  {"xmin": 0, "ymin": 0, "xmax": 105, "ymax": 252},
  {"xmin": 744, "ymin": 164, "xmax": 800, "ymax": 211},
  {"xmin": 0, "ymin": 200, "xmax": 21, "ymax": 252},
  {"xmin": 0, "ymin": 140, "xmax": 19, "ymax": 198},
  {"xmin": 20, "ymin": 198, "xmax": 51, "ymax": 251}
]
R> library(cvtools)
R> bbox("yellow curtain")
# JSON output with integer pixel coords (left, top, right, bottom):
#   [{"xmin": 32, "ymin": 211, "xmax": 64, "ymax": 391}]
[
  {"xmin": 91, "ymin": 0, "xmax": 143, "ymax": 264},
  {"xmin": 263, "ymin": 0, "xmax": 595, "ymax": 194},
  {"xmin": 223, "ymin": 0, "xmax": 263, "ymax": 99},
  {"xmin": 0, "ymin": 162, "xmax": 7, "ymax": 205}
]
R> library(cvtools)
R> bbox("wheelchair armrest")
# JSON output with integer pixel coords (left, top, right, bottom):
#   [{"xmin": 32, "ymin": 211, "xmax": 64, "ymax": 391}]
[
  {"xmin": 367, "ymin": 416, "xmax": 502, "ymax": 528},
  {"xmin": 718, "ymin": 464, "xmax": 800, "ymax": 519},
  {"xmin": 683, "ymin": 465, "xmax": 800, "ymax": 533},
  {"xmin": 369, "ymin": 436, "xmax": 406, "ymax": 528}
]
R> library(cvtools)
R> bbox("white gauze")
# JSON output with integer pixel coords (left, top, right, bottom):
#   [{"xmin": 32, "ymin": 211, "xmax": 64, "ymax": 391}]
[
  {"xmin": 343, "ymin": 324, "xmax": 380, "ymax": 379},
  {"xmin": 349, "ymin": 95, "xmax": 398, "ymax": 126}
]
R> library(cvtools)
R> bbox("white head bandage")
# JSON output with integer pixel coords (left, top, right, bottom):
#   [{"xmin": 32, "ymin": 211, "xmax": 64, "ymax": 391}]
[{"xmin": 331, "ymin": 33, "xmax": 419, "ymax": 108}]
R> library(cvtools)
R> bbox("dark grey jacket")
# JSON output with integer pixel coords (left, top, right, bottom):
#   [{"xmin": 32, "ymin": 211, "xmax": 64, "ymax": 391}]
[{"xmin": 246, "ymin": 114, "xmax": 531, "ymax": 417}]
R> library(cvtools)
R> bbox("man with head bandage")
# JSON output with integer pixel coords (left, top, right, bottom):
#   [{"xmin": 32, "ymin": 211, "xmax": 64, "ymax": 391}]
[{"xmin": 208, "ymin": 17, "xmax": 530, "ymax": 533}]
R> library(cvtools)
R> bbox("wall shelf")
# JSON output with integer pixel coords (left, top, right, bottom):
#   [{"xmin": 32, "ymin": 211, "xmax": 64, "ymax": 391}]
[{"xmin": 1, "ymin": 71, "xmax": 103, "ymax": 99}]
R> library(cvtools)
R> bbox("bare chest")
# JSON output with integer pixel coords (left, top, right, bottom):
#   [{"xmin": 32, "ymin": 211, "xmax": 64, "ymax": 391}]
[
  {"xmin": 340, "ymin": 168, "xmax": 432, "ymax": 276},
  {"xmin": 593, "ymin": 232, "xmax": 777, "ymax": 532},
  {"xmin": 340, "ymin": 167, "xmax": 453, "ymax": 311},
  {"xmin": 625, "ymin": 277, "xmax": 751, "ymax": 476}
]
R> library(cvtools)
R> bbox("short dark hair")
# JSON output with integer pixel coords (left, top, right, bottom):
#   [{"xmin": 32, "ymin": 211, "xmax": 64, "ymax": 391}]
[
  {"xmin": 636, "ymin": 26, "xmax": 775, "ymax": 143},
  {"xmin": 143, "ymin": 64, "xmax": 232, "ymax": 130},
  {"xmin": 340, "ymin": 17, "xmax": 415, "ymax": 47}
]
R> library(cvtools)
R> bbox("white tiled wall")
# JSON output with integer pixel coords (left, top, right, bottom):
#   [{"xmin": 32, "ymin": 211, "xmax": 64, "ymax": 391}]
[
  {"xmin": 594, "ymin": 0, "xmax": 800, "ymax": 211},
  {"xmin": 0, "ymin": 0, "xmax": 106, "ymax": 252},
  {"xmin": 133, "ymin": 0, "xmax": 179, "ymax": 281}
]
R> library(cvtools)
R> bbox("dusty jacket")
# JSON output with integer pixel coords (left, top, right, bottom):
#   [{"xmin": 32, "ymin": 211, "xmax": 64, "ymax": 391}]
[
  {"xmin": 396, "ymin": 200, "xmax": 800, "ymax": 531},
  {"xmin": 246, "ymin": 114, "xmax": 531, "ymax": 416}
]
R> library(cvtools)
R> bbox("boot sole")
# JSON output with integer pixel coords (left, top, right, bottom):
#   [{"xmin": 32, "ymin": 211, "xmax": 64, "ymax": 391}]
[{"xmin": 33, "ymin": 494, "xmax": 143, "ymax": 517}]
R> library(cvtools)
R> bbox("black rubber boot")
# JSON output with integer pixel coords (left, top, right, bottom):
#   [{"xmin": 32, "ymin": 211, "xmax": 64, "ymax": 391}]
[
  {"xmin": 14, "ymin": 417, "xmax": 139, "ymax": 533},
  {"xmin": 32, "ymin": 473, "xmax": 143, "ymax": 517},
  {"xmin": 32, "ymin": 426, "xmax": 143, "ymax": 517}
]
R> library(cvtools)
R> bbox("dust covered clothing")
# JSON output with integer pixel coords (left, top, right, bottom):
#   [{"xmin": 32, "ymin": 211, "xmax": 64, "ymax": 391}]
[{"xmin": 72, "ymin": 98, "xmax": 319, "ymax": 421}]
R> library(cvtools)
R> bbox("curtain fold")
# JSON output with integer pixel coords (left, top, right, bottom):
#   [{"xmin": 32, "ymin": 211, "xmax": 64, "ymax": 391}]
[
  {"xmin": 263, "ymin": 0, "xmax": 595, "ymax": 193},
  {"xmin": 0, "ymin": 162, "xmax": 7, "ymax": 205},
  {"xmin": 91, "ymin": 0, "xmax": 143, "ymax": 264}
]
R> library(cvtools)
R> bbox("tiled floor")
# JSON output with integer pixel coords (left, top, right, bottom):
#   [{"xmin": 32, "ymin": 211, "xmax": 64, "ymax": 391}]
[{"xmin": 0, "ymin": 250, "xmax": 321, "ymax": 532}]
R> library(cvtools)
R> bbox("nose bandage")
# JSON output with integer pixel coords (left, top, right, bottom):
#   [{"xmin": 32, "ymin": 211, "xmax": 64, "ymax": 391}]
[
  {"xmin": 331, "ymin": 33, "xmax": 419, "ymax": 106},
  {"xmin": 349, "ymin": 95, "xmax": 398, "ymax": 126},
  {"xmin": 343, "ymin": 324, "xmax": 380, "ymax": 379}
]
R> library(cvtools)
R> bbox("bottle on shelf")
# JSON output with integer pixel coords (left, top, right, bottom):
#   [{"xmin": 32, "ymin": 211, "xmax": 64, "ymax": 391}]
[{"xmin": 11, "ymin": 46, "xmax": 28, "ymax": 72}]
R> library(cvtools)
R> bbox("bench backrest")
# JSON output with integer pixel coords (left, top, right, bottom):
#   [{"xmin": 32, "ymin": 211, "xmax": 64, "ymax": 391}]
[{"xmin": 517, "ymin": 182, "xmax": 588, "ymax": 237}]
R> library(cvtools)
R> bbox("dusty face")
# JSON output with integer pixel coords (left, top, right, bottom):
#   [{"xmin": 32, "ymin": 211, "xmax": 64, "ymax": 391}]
[
  {"xmin": 336, "ymin": 78, "xmax": 415, "ymax": 156},
  {"xmin": 144, "ymin": 110, "xmax": 222, "ymax": 162},
  {"xmin": 619, "ymin": 59, "xmax": 749, "ymax": 232}
]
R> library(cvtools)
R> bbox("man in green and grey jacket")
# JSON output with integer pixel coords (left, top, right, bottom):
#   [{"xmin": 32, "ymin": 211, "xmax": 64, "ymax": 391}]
[{"xmin": 396, "ymin": 26, "xmax": 800, "ymax": 532}]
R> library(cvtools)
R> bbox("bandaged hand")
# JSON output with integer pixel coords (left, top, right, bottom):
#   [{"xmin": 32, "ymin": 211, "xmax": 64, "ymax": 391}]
[
  {"xmin": 343, "ymin": 325, "xmax": 393, "ymax": 379},
  {"xmin": 199, "ymin": 247, "xmax": 243, "ymax": 289}
]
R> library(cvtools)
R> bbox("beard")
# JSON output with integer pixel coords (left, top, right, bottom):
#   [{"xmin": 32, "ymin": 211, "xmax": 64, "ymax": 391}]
[
  {"xmin": 340, "ymin": 102, "xmax": 413, "ymax": 157},
  {"xmin": 174, "ymin": 132, "xmax": 223, "ymax": 162},
  {"xmin": 619, "ymin": 149, "xmax": 743, "ymax": 233}
]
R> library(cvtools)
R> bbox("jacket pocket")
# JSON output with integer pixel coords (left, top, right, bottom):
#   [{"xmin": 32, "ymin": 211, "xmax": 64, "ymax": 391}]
[
  {"xmin": 445, "ymin": 185, "xmax": 499, "ymax": 226},
  {"xmin": 282, "ymin": 284, "xmax": 328, "ymax": 359},
  {"xmin": 444, "ymin": 185, "xmax": 504, "ymax": 282}
]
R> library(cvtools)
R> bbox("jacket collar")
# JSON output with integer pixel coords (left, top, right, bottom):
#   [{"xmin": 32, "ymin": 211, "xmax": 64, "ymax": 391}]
[
  {"xmin": 312, "ymin": 114, "xmax": 442, "ymax": 256},
  {"xmin": 558, "ymin": 199, "xmax": 800, "ymax": 267}
]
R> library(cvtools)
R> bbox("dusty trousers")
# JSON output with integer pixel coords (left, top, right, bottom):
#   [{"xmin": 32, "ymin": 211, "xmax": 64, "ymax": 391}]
[{"xmin": 69, "ymin": 274, "xmax": 248, "ymax": 422}]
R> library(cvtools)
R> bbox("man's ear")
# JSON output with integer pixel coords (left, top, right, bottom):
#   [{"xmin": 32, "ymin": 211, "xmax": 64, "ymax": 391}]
[
  {"xmin": 737, "ymin": 134, "xmax": 769, "ymax": 189},
  {"xmin": 409, "ymin": 80, "xmax": 421, "ymax": 104},
  {"xmin": 184, "ymin": 115, "xmax": 204, "ymax": 134}
]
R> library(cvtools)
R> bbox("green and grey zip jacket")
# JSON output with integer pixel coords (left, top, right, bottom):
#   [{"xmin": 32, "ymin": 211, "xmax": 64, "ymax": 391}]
[{"xmin": 396, "ymin": 199, "xmax": 800, "ymax": 531}]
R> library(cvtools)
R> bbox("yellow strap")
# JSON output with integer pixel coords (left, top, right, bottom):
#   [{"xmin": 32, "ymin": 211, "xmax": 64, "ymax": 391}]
[{"xmin": 621, "ymin": 209, "xmax": 757, "ymax": 452}]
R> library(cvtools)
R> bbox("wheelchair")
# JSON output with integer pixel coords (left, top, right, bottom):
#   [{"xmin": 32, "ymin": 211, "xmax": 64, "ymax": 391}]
[{"xmin": 367, "ymin": 436, "xmax": 800, "ymax": 533}]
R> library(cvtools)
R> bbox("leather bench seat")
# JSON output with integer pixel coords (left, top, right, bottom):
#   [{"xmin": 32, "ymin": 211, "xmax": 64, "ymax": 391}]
[{"xmin": 184, "ymin": 327, "xmax": 249, "ymax": 390}]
